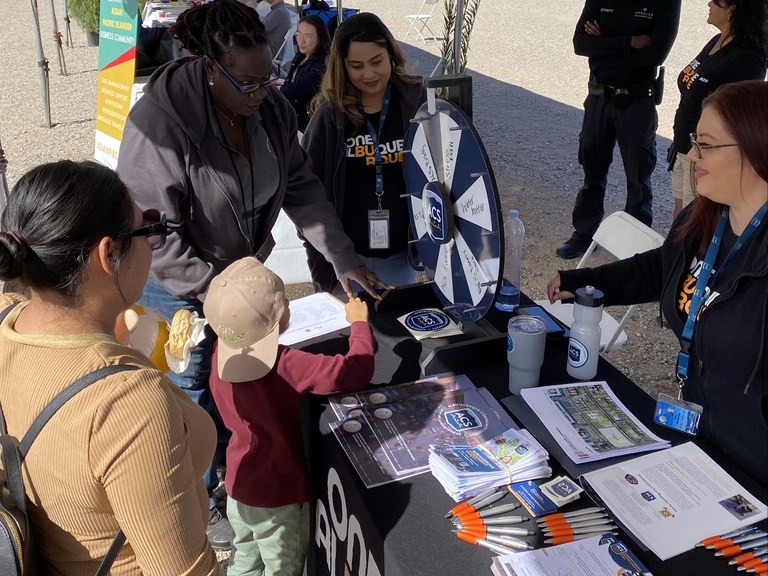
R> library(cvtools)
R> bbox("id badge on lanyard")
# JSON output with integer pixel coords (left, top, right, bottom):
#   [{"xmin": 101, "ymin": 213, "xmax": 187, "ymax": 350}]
[
  {"xmin": 368, "ymin": 209, "xmax": 390, "ymax": 249},
  {"xmin": 363, "ymin": 84, "xmax": 392, "ymax": 251}
]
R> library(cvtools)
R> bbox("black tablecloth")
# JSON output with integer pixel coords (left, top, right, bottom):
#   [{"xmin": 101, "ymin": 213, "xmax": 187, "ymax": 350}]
[{"xmin": 300, "ymin": 288, "xmax": 766, "ymax": 576}]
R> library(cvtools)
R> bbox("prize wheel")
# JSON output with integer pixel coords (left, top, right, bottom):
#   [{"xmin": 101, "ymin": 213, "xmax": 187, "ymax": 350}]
[{"xmin": 404, "ymin": 98, "xmax": 503, "ymax": 322}]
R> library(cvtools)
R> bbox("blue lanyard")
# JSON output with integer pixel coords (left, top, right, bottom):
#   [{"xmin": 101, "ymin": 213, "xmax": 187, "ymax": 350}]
[
  {"xmin": 676, "ymin": 202, "xmax": 768, "ymax": 384},
  {"xmin": 361, "ymin": 83, "xmax": 392, "ymax": 211}
]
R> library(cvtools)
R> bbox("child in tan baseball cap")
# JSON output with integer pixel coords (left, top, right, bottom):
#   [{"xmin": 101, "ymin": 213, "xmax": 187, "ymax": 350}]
[{"xmin": 203, "ymin": 256, "xmax": 374, "ymax": 576}]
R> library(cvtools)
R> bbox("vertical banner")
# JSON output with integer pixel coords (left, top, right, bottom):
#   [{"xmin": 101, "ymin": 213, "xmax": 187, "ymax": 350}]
[{"xmin": 94, "ymin": 0, "xmax": 138, "ymax": 168}]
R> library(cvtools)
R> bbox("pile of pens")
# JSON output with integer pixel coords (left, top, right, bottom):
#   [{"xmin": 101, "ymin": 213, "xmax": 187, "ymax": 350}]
[
  {"xmin": 536, "ymin": 508, "xmax": 617, "ymax": 545},
  {"xmin": 698, "ymin": 526, "xmax": 767, "ymax": 574},
  {"xmin": 445, "ymin": 487, "xmax": 620, "ymax": 556},
  {"xmin": 446, "ymin": 487, "xmax": 534, "ymax": 555}
]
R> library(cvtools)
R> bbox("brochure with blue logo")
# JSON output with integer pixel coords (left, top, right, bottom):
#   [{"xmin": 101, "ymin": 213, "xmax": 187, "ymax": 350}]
[{"xmin": 328, "ymin": 375, "xmax": 515, "ymax": 488}]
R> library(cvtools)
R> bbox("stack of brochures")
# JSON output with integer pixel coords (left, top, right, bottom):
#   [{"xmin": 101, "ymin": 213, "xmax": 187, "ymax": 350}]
[
  {"xmin": 327, "ymin": 375, "xmax": 518, "ymax": 488},
  {"xmin": 428, "ymin": 428, "xmax": 551, "ymax": 501}
]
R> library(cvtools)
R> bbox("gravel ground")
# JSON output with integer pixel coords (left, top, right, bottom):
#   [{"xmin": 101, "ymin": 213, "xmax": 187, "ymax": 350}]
[{"xmin": 1, "ymin": 1, "xmax": 713, "ymax": 398}]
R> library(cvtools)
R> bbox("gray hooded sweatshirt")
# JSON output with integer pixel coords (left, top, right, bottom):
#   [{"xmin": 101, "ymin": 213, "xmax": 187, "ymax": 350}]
[{"xmin": 117, "ymin": 56, "xmax": 361, "ymax": 300}]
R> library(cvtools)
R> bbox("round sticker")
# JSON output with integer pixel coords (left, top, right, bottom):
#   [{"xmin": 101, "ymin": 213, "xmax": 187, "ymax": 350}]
[
  {"xmin": 373, "ymin": 408, "xmax": 393, "ymax": 419},
  {"xmin": 342, "ymin": 420, "xmax": 362, "ymax": 433},
  {"xmin": 369, "ymin": 392, "xmax": 387, "ymax": 404},
  {"xmin": 404, "ymin": 309, "xmax": 451, "ymax": 333}
]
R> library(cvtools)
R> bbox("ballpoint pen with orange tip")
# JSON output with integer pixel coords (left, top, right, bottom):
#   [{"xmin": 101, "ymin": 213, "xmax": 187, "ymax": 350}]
[
  {"xmin": 445, "ymin": 487, "xmax": 501, "ymax": 518},
  {"xmin": 700, "ymin": 526, "xmax": 760, "ymax": 547},
  {"xmin": 460, "ymin": 524, "xmax": 535, "ymax": 538},
  {"xmin": 455, "ymin": 515, "xmax": 529, "ymax": 528},
  {"xmin": 458, "ymin": 503, "xmax": 521, "ymax": 523},
  {"xmin": 707, "ymin": 531, "xmax": 767, "ymax": 550},
  {"xmin": 456, "ymin": 530, "xmax": 533, "ymax": 551},
  {"xmin": 543, "ymin": 524, "xmax": 618, "ymax": 538},
  {"xmin": 730, "ymin": 546, "xmax": 768, "ymax": 566},
  {"xmin": 715, "ymin": 537, "xmax": 768, "ymax": 558},
  {"xmin": 537, "ymin": 514, "xmax": 610, "ymax": 532},
  {"xmin": 453, "ymin": 516, "xmax": 529, "ymax": 531},
  {"xmin": 544, "ymin": 530, "xmax": 618, "ymax": 545},
  {"xmin": 536, "ymin": 507, "xmax": 605, "ymax": 525},
  {"xmin": 541, "ymin": 518, "xmax": 614, "ymax": 534},
  {"xmin": 455, "ymin": 531, "xmax": 526, "ymax": 555},
  {"xmin": 739, "ymin": 556, "xmax": 768, "ymax": 572}
]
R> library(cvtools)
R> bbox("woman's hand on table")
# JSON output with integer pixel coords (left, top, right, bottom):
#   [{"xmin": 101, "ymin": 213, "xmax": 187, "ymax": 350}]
[
  {"xmin": 338, "ymin": 266, "xmax": 391, "ymax": 301},
  {"xmin": 547, "ymin": 273, "xmax": 575, "ymax": 303}
]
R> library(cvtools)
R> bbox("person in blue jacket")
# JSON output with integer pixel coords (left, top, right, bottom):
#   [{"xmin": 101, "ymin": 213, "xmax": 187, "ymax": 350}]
[{"xmin": 280, "ymin": 15, "xmax": 330, "ymax": 132}]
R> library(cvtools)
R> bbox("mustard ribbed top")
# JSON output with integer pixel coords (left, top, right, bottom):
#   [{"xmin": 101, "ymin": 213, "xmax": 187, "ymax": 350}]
[{"xmin": 0, "ymin": 295, "xmax": 221, "ymax": 575}]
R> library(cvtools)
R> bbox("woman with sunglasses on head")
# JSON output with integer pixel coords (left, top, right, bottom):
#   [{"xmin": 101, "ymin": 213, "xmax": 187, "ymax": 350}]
[
  {"xmin": 547, "ymin": 80, "xmax": 768, "ymax": 481},
  {"xmin": 0, "ymin": 161, "xmax": 221, "ymax": 574},
  {"xmin": 117, "ymin": 0, "xmax": 382, "ymax": 548},
  {"xmin": 280, "ymin": 14, "xmax": 330, "ymax": 132},
  {"xmin": 302, "ymin": 12, "xmax": 426, "ymax": 293},
  {"xmin": 668, "ymin": 0, "xmax": 767, "ymax": 220}
]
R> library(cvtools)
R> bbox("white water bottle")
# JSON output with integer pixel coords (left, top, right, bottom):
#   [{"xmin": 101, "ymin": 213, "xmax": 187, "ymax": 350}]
[
  {"xmin": 567, "ymin": 285, "xmax": 603, "ymax": 380},
  {"xmin": 495, "ymin": 209, "xmax": 525, "ymax": 312}
]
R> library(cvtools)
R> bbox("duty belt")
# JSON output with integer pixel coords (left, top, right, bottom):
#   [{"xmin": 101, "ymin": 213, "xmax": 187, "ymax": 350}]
[{"xmin": 587, "ymin": 80, "xmax": 654, "ymax": 101}]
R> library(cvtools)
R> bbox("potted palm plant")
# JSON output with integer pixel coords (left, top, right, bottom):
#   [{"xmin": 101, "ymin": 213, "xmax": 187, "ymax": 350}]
[
  {"xmin": 440, "ymin": 0, "xmax": 481, "ymax": 74},
  {"xmin": 68, "ymin": 0, "xmax": 100, "ymax": 45}
]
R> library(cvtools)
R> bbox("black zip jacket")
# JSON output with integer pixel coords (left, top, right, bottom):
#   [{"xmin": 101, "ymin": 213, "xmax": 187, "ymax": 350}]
[
  {"xmin": 573, "ymin": 0, "xmax": 682, "ymax": 87},
  {"xmin": 301, "ymin": 81, "xmax": 426, "ymax": 291},
  {"xmin": 280, "ymin": 53, "xmax": 327, "ymax": 132},
  {"xmin": 559, "ymin": 208, "xmax": 768, "ymax": 480}
]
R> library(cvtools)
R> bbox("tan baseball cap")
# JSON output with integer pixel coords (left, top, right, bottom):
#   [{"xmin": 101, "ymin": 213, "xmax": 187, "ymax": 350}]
[{"xmin": 204, "ymin": 257, "xmax": 286, "ymax": 382}]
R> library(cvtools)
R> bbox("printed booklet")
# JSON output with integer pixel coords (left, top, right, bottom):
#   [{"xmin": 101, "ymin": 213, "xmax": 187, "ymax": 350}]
[{"xmin": 327, "ymin": 375, "xmax": 516, "ymax": 488}]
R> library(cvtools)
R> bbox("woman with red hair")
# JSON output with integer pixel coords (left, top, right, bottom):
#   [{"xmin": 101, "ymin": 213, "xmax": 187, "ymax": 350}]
[{"xmin": 547, "ymin": 80, "xmax": 768, "ymax": 481}]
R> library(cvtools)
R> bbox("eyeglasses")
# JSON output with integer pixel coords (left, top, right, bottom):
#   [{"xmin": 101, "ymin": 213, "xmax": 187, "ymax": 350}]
[
  {"xmin": 689, "ymin": 133, "xmax": 739, "ymax": 160},
  {"xmin": 118, "ymin": 209, "xmax": 174, "ymax": 251},
  {"xmin": 214, "ymin": 60, "xmax": 280, "ymax": 94}
]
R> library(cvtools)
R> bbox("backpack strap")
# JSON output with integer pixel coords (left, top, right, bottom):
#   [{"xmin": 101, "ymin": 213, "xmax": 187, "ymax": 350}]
[
  {"xmin": 2, "ymin": 365, "xmax": 139, "ymax": 512},
  {"xmin": 0, "ymin": 363, "xmax": 138, "ymax": 573},
  {"xmin": 0, "ymin": 303, "xmax": 19, "ymax": 436}
]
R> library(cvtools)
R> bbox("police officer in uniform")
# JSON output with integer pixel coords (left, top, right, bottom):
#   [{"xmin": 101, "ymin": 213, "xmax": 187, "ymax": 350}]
[{"xmin": 556, "ymin": 0, "xmax": 682, "ymax": 259}]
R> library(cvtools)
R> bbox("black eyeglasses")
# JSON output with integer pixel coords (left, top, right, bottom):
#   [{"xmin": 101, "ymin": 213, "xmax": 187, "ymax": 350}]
[
  {"xmin": 689, "ymin": 133, "xmax": 739, "ymax": 160},
  {"xmin": 214, "ymin": 60, "xmax": 281, "ymax": 94},
  {"xmin": 119, "ymin": 209, "xmax": 174, "ymax": 251}
]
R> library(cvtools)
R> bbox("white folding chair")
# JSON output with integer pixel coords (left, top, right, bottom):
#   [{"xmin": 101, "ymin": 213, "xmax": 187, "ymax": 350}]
[
  {"xmin": 273, "ymin": 10, "xmax": 300, "ymax": 74},
  {"xmin": 536, "ymin": 211, "xmax": 665, "ymax": 353},
  {"xmin": 403, "ymin": 0, "xmax": 439, "ymax": 43}
]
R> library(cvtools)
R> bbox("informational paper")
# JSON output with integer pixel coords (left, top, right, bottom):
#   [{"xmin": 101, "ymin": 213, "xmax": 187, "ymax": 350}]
[
  {"xmin": 278, "ymin": 292, "xmax": 349, "ymax": 346},
  {"xmin": 581, "ymin": 442, "xmax": 768, "ymax": 560},
  {"xmin": 492, "ymin": 534, "xmax": 653, "ymax": 576},
  {"xmin": 521, "ymin": 381, "xmax": 670, "ymax": 463}
]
